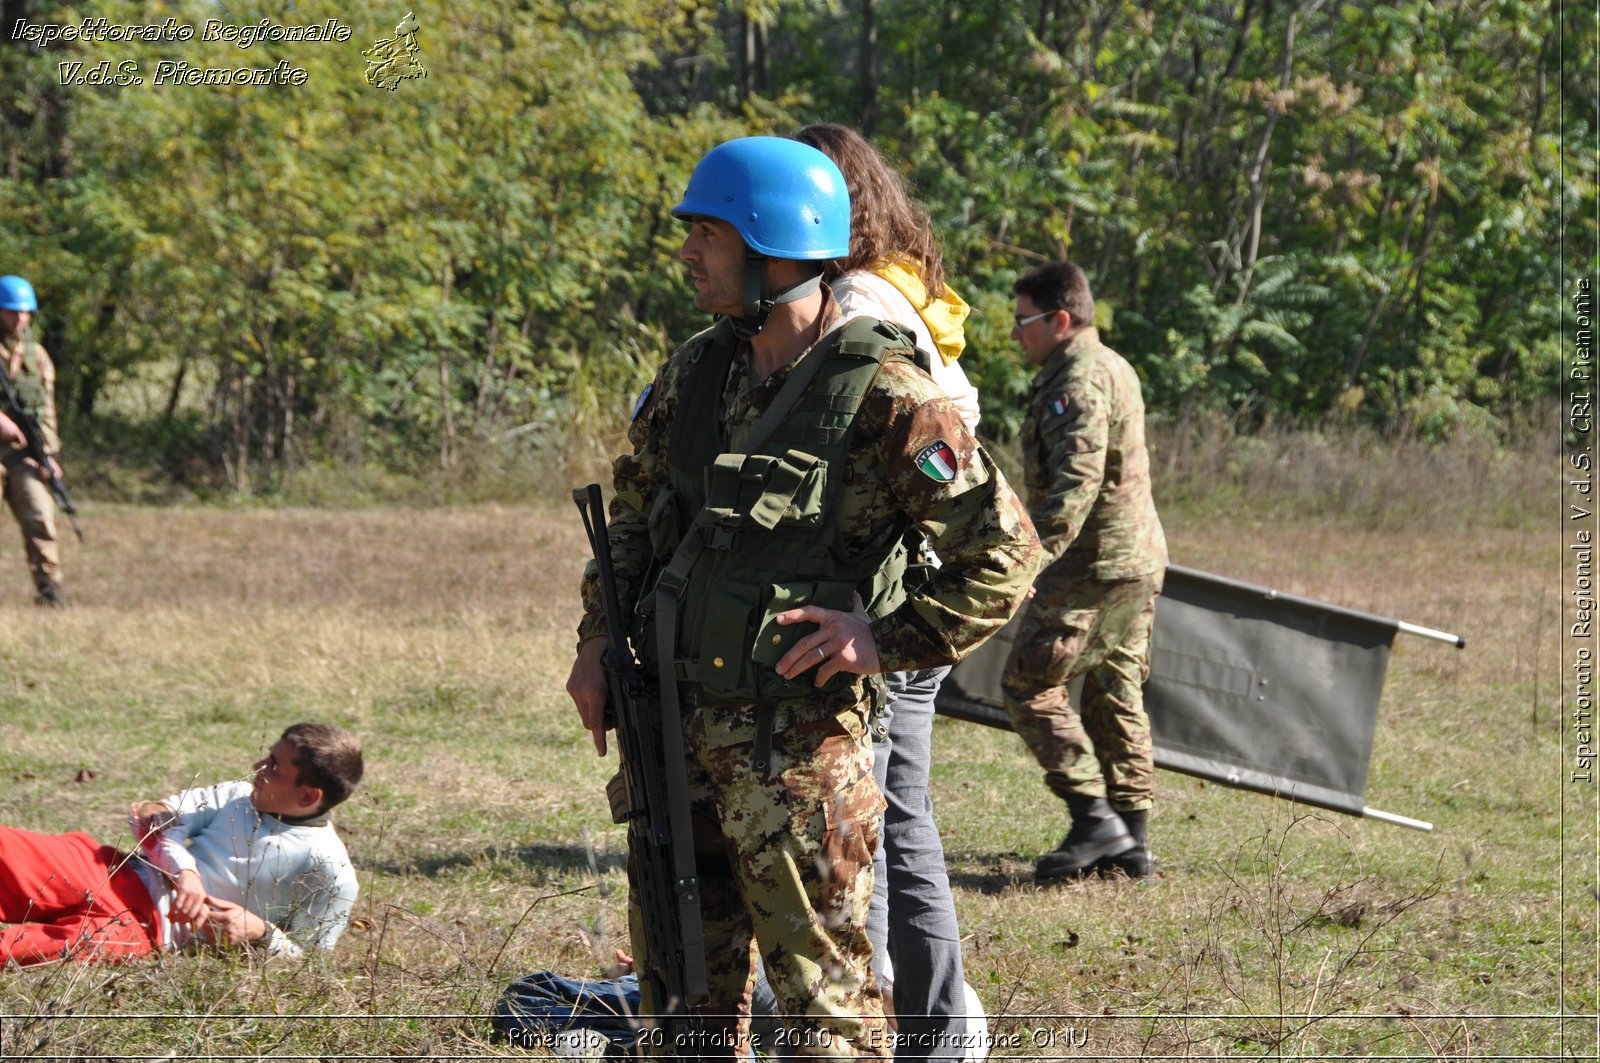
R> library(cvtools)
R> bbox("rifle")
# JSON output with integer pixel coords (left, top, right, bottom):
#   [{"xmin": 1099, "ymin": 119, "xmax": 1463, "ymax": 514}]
[
  {"xmin": 0, "ymin": 333, "xmax": 83, "ymax": 542},
  {"xmin": 573, "ymin": 483, "xmax": 706, "ymax": 1045}
]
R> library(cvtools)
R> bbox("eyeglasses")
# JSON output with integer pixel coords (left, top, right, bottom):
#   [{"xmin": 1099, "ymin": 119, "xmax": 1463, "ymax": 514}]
[{"xmin": 1013, "ymin": 308, "xmax": 1060, "ymax": 329}]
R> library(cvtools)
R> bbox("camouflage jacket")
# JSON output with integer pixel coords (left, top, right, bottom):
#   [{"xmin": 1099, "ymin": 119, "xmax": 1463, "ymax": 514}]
[
  {"xmin": 1, "ymin": 331, "xmax": 58, "ymax": 457},
  {"xmin": 1021, "ymin": 327, "xmax": 1166, "ymax": 584},
  {"xmin": 580, "ymin": 316, "xmax": 1041, "ymax": 738}
]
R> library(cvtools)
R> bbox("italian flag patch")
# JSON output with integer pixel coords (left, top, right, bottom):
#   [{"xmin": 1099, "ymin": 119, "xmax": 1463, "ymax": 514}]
[
  {"xmin": 915, "ymin": 440, "xmax": 958, "ymax": 483},
  {"xmin": 1049, "ymin": 395, "xmax": 1069, "ymax": 416}
]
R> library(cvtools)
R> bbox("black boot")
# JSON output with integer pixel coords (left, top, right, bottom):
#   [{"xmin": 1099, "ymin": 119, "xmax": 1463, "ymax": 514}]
[
  {"xmin": 1036, "ymin": 795, "xmax": 1135, "ymax": 881},
  {"xmin": 35, "ymin": 581, "xmax": 64, "ymax": 608},
  {"xmin": 1099, "ymin": 808, "xmax": 1154, "ymax": 878}
]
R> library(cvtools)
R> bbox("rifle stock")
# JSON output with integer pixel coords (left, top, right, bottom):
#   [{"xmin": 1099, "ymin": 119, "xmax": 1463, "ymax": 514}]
[{"xmin": 573, "ymin": 483, "xmax": 707, "ymax": 1045}]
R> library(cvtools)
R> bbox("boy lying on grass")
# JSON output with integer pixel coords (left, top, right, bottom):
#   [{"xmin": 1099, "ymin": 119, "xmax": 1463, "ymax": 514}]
[{"xmin": 0, "ymin": 722, "xmax": 363, "ymax": 966}]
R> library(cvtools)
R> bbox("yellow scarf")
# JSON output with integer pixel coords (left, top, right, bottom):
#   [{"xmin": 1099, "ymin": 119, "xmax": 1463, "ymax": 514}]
[{"xmin": 871, "ymin": 257, "xmax": 970, "ymax": 365}]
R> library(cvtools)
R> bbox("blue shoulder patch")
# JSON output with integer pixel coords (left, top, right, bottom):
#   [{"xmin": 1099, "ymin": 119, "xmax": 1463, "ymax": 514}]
[{"xmin": 631, "ymin": 383, "xmax": 654, "ymax": 422}]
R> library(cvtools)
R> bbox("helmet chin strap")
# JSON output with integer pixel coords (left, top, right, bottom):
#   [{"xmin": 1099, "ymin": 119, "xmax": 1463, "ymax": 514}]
[{"xmin": 730, "ymin": 249, "xmax": 823, "ymax": 341}]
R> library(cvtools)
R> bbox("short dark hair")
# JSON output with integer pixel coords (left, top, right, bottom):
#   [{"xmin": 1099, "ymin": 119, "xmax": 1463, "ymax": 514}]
[
  {"xmin": 281, "ymin": 723, "xmax": 364, "ymax": 812},
  {"xmin": 1013, "ymin": 261, "xmax": 1095, "ymax": 328}
]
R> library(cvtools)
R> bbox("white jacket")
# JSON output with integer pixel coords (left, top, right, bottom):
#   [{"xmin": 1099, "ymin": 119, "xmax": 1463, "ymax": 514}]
[{"xmin": 131, "ymin": 779, "xmax": 358, "ymax": 957}]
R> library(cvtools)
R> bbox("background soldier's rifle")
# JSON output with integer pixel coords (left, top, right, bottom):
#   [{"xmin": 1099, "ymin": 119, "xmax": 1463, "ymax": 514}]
[
  {"xmin": 0, "ymin": 339, "xmax": 83, "ymax": 542},
  {"xmin": 573, "ymin": 484, "xmax": 706, "ymax": 1047}
]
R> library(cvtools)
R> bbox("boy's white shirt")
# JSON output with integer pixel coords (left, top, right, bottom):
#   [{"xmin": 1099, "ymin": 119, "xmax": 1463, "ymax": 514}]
[{"xmin": 130, "ymin": 779, "xmax": 358, "ymax": 957}]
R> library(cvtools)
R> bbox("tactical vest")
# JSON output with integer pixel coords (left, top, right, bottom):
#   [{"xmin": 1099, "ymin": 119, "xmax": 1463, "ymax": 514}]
[
  {"xmin": 6, "ymin": 341, "xmax": 46, "ymax": 421},
  {"xmin": 641, "ymin": 318, "xmax": 922, "ymax": 708}
]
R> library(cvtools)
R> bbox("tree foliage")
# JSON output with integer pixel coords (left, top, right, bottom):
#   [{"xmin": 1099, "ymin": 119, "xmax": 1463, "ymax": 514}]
[{"xmin": 0, "ymin": 0, "xmax": 1585, "ymax": 486}]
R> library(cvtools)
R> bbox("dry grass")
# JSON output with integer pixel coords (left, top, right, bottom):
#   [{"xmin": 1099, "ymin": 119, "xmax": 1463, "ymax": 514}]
[
  {"xmin": 0, "ymin": 423, "xmax": 1583, "ymax": 1060},
  {"xmin": 1147, "ymin": 404, "xmax": 1556, "ymax": 533},
  {"xmin": 0, "ymin": 502, "xmax": 615, "ymax": 1059}
]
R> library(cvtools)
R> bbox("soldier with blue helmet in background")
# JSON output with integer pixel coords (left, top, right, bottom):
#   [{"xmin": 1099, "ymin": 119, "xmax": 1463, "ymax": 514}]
[
  {"xmin": 0, "ymin": 275, "xmax": 67, "ymax": 606},
  {"xmin": 567, "ymin": 137, "xmax": 1040, "ymax": 1059}
]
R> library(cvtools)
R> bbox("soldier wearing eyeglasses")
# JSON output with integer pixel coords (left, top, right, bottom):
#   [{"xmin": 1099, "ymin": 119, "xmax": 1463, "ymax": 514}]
[{"xmin": 1003, "ymin": 261, "xmax": 1168, "ymax": 882}]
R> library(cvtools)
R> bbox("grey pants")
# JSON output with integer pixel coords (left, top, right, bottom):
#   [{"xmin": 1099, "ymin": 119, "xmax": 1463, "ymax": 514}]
[{"xmin": 868, "ymin": 666, "xmax": 967, "ymax": 1062}]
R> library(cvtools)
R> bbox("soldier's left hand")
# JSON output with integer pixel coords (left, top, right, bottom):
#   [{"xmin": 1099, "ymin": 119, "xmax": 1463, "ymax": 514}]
[{"xmin": 774, "ymin": 591, "xmax": 882, "ymax": 685}]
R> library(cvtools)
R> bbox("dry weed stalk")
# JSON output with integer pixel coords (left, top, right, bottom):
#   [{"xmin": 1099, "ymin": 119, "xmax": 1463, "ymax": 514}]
[{"xmin": 1195, "ymin": 807, "xmax": 1442, "ymax": 1056}]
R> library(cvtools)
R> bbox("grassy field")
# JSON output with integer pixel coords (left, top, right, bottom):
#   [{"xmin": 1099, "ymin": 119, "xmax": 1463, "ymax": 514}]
[{"xmin": 0, "ymin": 428, "xmax": 1585, "ymax": 1060}]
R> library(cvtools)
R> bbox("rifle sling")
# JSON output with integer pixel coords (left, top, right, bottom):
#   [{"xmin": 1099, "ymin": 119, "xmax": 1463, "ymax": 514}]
[{"xmin": 647, "ymin": 556, "xmax": 709, "ymax": 1004}]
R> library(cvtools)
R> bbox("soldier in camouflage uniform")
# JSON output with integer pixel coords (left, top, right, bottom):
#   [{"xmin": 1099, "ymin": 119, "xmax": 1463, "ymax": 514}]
[
  {"xmin": 0, "ymin": 276, "xmax": 66, "ymax": 607},
  {"xmin": 1000, "ymin": 261, "xmax": 1168, "ymax": 881},
  {"xmin": 567, "ymin": 138, "xmax": 1040, "ymax": 1060}
]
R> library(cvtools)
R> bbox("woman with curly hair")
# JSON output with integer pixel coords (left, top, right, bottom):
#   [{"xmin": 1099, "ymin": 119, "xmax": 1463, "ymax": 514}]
[
  {"xmin": 794, "ymin": 123, "xmax": 980, "ymax": 432},
  {"xmin": 793, "ymin": 122, "xmax": 984, "ymax": 1063}
]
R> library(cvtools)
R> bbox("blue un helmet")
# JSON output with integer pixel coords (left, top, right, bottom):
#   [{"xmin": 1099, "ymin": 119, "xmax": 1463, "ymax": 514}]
[
  {"xmin": 0, "ymin": 276, "xmax": 37, "ymax": 313},
  {"xmin": 672, "ymin": 136, "xmax": 851, "ymax": 259},
  {"xmin": 673, "ymin": 137, "xmax": 849, "ymax": 337}
]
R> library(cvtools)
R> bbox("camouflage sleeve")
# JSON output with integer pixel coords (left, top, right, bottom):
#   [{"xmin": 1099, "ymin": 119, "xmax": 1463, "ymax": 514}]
[
  {"xmin": 867, "ymin": 363, "xmax": 1042, "ymax": 671},
  {"xmin": 576, "ymin": 363, "xmax": 673, "ymax": 649},
  {"xmin": 1033, "ymin": 365, "xmax": 1108, "ymax": 563}
]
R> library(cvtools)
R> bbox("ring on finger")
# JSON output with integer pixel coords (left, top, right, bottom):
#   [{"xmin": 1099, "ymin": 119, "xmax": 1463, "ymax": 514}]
[{"xmin": 816, "ymin": 646, "xmax": 826, "ymax": 661}]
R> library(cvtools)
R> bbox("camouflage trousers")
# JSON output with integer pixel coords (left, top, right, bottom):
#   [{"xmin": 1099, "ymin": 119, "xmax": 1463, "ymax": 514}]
[
  {"xmin": 1000, "ymin": 572, "xmax": 1162, "ymax": 811},
  {"xmin": 629, "ymin": 702, "xmax": 890, "ymax": 1061},
  {"xmin": 0, "ymin": 456, "xmax": 59, "ymax": 598}
]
